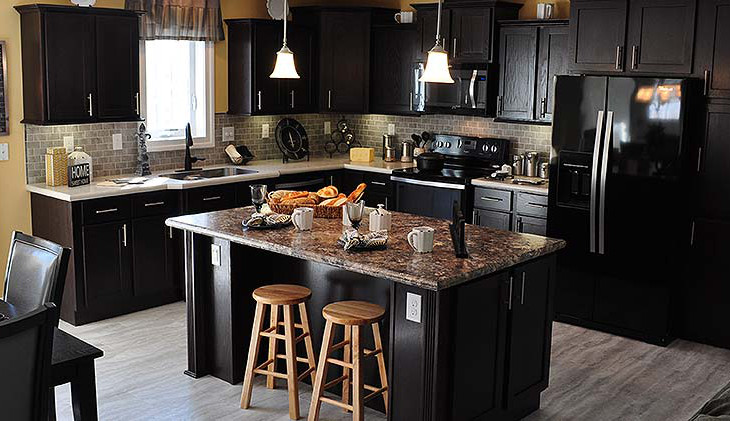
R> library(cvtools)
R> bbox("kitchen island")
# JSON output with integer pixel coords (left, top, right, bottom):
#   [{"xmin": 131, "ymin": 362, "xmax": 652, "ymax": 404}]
[{"xmin": 166, "ymin": 207, "xmax": 565, "ymax": 421}]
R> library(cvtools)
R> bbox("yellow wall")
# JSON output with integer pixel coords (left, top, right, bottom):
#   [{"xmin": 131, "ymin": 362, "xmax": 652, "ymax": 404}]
[{"xmin": 403, "ymin": 0, "xmax": 570, "ymax": 19}]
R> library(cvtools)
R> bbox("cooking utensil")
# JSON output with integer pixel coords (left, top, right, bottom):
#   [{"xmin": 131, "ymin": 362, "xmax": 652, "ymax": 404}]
[
  {"xmin": 411, "ymin": 133, "xmax": 423, "ymax": 146},
  {"xmin": 421, "ymin": 131, "xmax": 432, "ymax": 147},
  {"xmin": 416, "ymin": 151, "xmax": 445, "ymax": 172}
]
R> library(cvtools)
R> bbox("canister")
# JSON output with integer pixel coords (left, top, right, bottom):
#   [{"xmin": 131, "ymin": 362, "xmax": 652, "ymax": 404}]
[{"xmin": 45, "ymin": 146, "xmax": 68, "ymax": 186}]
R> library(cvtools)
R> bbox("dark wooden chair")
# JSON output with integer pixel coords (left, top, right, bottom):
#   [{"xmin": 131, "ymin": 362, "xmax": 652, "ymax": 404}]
[
  {"xmin": 3, "ymin": 231, "xmax": 70, "ymax": 315},
  {"xmin": 0, "ymin": 303, "xmax": 58, "ymax": 421}
]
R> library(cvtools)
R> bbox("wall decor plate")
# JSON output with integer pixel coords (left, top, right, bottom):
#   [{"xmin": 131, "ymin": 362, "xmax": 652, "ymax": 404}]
[{"xmin": 275, "ymin": 118, "xmax": 309, "ymax": 161}]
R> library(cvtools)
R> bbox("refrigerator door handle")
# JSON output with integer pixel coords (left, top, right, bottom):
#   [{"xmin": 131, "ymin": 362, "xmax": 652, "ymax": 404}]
[
  {"xmin": 590, "ymin": 110, "xmax": 605, "ymax": 254},
  {"xmin": 598, "ymin": 111, "xmax": 614, "ymax": 255}
]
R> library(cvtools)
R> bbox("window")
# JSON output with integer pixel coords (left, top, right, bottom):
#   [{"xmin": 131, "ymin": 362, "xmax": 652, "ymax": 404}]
[{"xmin": 140, "ymin": 40, "xmax": 215, "ymax": 151}]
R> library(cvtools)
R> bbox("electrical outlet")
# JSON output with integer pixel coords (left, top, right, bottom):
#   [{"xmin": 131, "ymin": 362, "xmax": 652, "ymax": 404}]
[
  {"xmin": 406, "ymin": 292, "xmax": 421, "ymax": 323},
  {"xmin": 324, "ymin": 121, "xmax": 331, "ymax": 135},
  {"xmin": 63, "ymin": 136, "xmax": 74, "ymax": 153},
  {"xmin": 211, "ymin": 244, "xmax": 221, "ymax": 266},
  {"xmin": 0, "ymin": 143, "xmax": 8, "ymax": 161},
  {"xmin": 387, "ymin": 123, "xmax": 396, "ymax": 136},
  {"xmin": 262, "ymin": 123, "xmax": 270, "ymax": 139},
  {"xmin": 223, "ymin": 126, "xmax": 235, "ymax": 142},
  {"xmin": 112, "ymin": 133, "xmax": 123, "ymax": 150}
]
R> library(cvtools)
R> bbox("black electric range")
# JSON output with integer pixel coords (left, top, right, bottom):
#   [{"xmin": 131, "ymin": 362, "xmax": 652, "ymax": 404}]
[{"xmin": 391, "ymin": 134, "xmax": 510, "ymax": 219}]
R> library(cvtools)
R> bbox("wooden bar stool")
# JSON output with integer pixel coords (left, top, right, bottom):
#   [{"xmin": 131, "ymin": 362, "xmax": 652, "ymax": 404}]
[
  {"xmin": 240, "ymin": 284, "xmax": 318, "ymax": 420},
  {"xmin": 308, "ymin": 301, "xmax": 388, "ymax": 421}
]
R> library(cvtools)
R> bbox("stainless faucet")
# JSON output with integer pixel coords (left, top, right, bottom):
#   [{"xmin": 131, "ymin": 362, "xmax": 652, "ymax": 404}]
[{"xmin": 182, "ymin": 123, "xmax": 205, "ymax": 172}]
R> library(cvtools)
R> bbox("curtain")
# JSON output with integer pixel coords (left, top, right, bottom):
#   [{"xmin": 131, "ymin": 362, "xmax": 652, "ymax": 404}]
[{"xmin": 126, "ymin": 0, "xmax": 224, "ymax": 42}]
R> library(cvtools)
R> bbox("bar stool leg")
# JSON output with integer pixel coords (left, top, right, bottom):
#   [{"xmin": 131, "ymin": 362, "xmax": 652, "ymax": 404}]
[
  {"xmin": 298, "ymin": 302, "xmax": 318, "ymax": 384},
  {"xmin": 351, "ymin": 325, "xmax": 364, "ymax": 421},
  {"xmin": 372, "ymin": 323, "xmax": 389, "ymax": 413},
  {"xmin": 342, "ymin": 325, "xmax": 351, "ymax": 412},
  {"xmin": 241, "ymin": 302, "xmax": 266, "ymax": 409},
  {"xmin": 308, "ymin": 320, "xmax": 334, "ymax": 421},
  {"xmin": 283, "ymin": 305, "xmax": 300, "ymax": 420},
  {"xmin": 267, "ymin": 304, "xmax": 280, "ymax": 389}
]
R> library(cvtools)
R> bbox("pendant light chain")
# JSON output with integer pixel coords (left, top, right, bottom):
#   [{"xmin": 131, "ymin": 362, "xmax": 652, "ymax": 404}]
[
  {"xmin": 282, "ymin": 0, "xmax": 288, "ymax": 47},
  {"xmin": 435, "ymin": 0, "xmax": 443, "ymax": 47}
]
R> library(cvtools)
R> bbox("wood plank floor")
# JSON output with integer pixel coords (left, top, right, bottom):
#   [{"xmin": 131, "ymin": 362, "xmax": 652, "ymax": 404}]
[{"xmin": 54, "ymin": 302, "xmax": 730, "ymax": 420}]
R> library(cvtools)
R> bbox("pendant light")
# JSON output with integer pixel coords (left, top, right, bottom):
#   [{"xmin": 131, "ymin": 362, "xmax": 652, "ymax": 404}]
[
  {"xmin": 270, "ymin": 0, "xmax": 300, "ymax": 79},
  {"xmin": 419, "ymin": 0, "xmax": 454, "ymax": 84}
]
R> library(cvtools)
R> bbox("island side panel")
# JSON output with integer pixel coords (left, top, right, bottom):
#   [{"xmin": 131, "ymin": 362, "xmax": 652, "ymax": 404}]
[{"xmin": 184, "ymin": 231, "xmax": 212, "ymax": 379}]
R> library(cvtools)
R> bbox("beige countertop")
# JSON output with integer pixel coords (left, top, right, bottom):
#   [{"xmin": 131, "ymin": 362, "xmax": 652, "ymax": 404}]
[
  {"xmin": 26, "ymin": 158, "xmax": 417, "ymax": 202},
  {"xmin": 166, "ymin": 206, "xmax": 566, "ymax": 290},
  {"xmin": 472, "ymin": 176, "xmax": 549, "ymax": 195}
]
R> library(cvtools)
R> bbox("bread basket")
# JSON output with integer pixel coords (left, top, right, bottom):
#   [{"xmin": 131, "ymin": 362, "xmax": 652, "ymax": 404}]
[{"xmin": 268, "ymin": 201, "xmax": 343, "ymax": 219}]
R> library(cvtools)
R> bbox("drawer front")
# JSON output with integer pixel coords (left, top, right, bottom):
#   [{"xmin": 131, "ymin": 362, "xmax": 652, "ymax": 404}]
[
  {"xmin": 473, "ymin": 187, "xmax": 512, "ymax": 212},
  {"xmin": 516, "ymin": 192, "xmax": 548, "ymax": 218},
  {"xmin": 515, "ymin": 215, "xmax": 547, "ymax": 236},
  {"xmin": 363, "ymin": 172, "xmax": 392, "ymax": 193},
  {"xmin": 132, "ymin": 190, "xmax": 180, "ymax": 218},
  {"xmin": 185, "ymin": 185, "xmax": 237, "ymax": 214},
  {"xmin": 474, "ymin": 208, "xmax": 511, "ymax": 231},
  {"xmin": 82, "ymin": 195, "xmax": 131, "ymax": 225}
]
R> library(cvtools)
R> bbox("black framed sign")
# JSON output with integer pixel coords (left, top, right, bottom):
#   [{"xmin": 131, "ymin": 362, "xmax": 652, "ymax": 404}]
[{"xmin": 0, "ymin": 41, "xmax": 8, "ymax": 136}]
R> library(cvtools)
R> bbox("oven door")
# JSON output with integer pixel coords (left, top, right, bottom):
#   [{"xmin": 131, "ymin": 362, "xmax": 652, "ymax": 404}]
[{"xmin": 391, "ymin": 177, "xmax": 467, "ymax": 219}]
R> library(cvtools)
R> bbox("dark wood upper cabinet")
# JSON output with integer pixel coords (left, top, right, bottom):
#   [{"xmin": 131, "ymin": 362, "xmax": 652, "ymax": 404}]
[
  {"xmin": 625, "ymin": 0, "xmax": 696, "ymax": 74},
  {"xmin": 696, "ymin": 104, "xmax": 730, "ymax": 220},
  {"xmin": 498, "ymin": 26, "xmax": 538, "ymax": 121},
  {"xmin": 569, "ymin": 0, "xmax": 628, "ymax": 73},
  {"xmin": 537, "ymin": 25, "xmax": 569, "ymax": 122},
  {"xmin": 370, "ymin": 23, "xmax": 419, "ymax": 115},
  {"xmin": 497, "ymin": 21, "xmax": 568, "ymax": 123},
  {"xmin": 450, "ymin": 7, "xmax": 494, "ymax": 62},
  {"xmin": 318, "ymin": 10, "xmax": 371, "ymax": 113},
  {"xmin": 415, "ymin": 5, "xmax": 450, "ymax": 60},
  {"xmin": 284, "ymin": 25, "xmax": 316, "ymax": 114},
  {"xmin": 695, "ymin": 0, "xmax": 730, "ymax": 99},
  {"xmin": 16, "ymin": 5, "xmax": 141, "ymax": 125}
]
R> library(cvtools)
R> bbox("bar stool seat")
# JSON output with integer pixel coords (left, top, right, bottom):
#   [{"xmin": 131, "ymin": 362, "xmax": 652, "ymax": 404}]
[
  {"xmin": 309, "ymin": 301, "xmax": 389, "ymax": 421},
  {"xmin": 241, "ymin": 284, "xmax": 317, "ymax": 420}
]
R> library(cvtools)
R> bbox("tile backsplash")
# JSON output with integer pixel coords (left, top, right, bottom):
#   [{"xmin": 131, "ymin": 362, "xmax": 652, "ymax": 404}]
[{"xmin": 25, "ymin": 113, "xmax": 552, "ymax": 184}]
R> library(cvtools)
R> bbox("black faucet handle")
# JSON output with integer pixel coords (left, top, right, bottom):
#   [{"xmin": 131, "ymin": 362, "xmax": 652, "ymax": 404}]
[{"xmin": 191, "ymin": 156, "xmax": 206, "ymax": 164}]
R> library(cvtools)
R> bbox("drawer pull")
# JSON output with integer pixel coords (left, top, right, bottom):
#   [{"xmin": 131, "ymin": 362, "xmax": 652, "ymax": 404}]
[
  {"xmin": 95, "ymin": 208, "xmax": 118, "ymax": 214},
  {"xmin": 526, "ymin": 202, "xmax": 547, "ymax": 208},
  {"xmin": 122, "ymin": 223, "xmax": 127, "ymax": 247},
  {"xmin": 480, "ymin": 196, "xmax": 503, "ymax": 202},
  {"xmin": 144, "ymin": 201, "xmax": 165, "ymax": 207},
  {"xmin": 371, "ymin": 181, "xmax": 387, "ymax": 186},
  {"xmin": 203, "ymin": 196, "xmax": 222, "ymax": 201}
]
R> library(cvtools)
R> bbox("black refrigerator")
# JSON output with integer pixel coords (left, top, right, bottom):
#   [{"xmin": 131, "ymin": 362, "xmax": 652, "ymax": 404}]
[{"xmin": 547, "ymin": 76, "xmax": 694, "ymax": 345}]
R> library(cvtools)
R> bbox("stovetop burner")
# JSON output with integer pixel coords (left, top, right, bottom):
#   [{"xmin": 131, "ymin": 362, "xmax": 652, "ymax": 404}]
[{"xmin": 392, "ymin": 134, "xmax": 510, "ymax": 185}]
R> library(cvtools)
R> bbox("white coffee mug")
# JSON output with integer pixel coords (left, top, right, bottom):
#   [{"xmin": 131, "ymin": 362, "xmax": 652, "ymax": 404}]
[
  {"xmin": 394, "ymin": 11, "xmax": 414, "ymax": 24},
  {"xmin": 292, "ymin": 207, "xmax": 314, "ymax": 231},
  {"xmin": 408, "ymin": 226, "xmax": 435, "ymax": 253}
]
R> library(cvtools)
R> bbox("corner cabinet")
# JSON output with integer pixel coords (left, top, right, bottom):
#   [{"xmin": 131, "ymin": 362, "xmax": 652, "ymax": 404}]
[
  {"xmin": 496, "ymin": 20, "xmax": 569, "ymax": 123},
  {"xmin": 16, "ymin": 4, "xmax": 141, "ymax": 125},
  {"xmin": 226, "ymin": 19, "xmax": 316, "ymax": 115}
]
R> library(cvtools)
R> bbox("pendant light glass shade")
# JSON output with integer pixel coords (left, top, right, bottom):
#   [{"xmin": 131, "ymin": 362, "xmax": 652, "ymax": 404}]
[
  {"xmin": 270, "ymin": 45, "xmax": 300, "ymax": 79},
  {"xmin": 270, "ymin": 0, "xmax": 300, "ymax": 79},
  {"xmin": 420, "ymin": 44, "xmax": 454, "ymax": 84},
  {"xmin": 418, "ymin": 0, "xmax": 453, "ymax": 84}
]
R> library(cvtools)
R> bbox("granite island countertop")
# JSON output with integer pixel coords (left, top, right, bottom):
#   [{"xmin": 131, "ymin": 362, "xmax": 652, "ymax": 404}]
[{"xmin": 166, "ymin": 207, "xmax": 565, "ymax": 291}]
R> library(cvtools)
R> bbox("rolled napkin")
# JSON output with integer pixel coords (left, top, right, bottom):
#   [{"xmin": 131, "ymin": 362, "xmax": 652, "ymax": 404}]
[
  {"xmin": 338, "ymin": 229, "xmax": 388, "ymax": 252},
  {"xmin": 242, "ymin": 212, "xmax": 292, "ymax": 229}
]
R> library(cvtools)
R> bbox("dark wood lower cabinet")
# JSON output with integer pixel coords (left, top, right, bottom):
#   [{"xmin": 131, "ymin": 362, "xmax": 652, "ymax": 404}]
[
  {"xmin": 80, "ymin": 221, "xmax": 133, "ymax": 309},
  {"xmin": 131, "ymin": 216, "xmax": 176, "ymax": 298},
  {"xmin": 474, "ymin": 208, "xmax": 512, "ymax": 231}
]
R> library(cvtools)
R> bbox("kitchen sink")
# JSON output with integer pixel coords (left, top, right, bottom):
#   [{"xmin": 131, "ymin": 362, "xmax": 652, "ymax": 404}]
[{"xmin": 160, "ymin": 167, "xmax": 258, "ymax": 181}]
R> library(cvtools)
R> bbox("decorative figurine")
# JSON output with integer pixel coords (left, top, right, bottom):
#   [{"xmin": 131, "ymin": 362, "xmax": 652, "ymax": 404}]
[{"xmin": 135, "ymin": 123, "xmax": 152, "ymax": 176}]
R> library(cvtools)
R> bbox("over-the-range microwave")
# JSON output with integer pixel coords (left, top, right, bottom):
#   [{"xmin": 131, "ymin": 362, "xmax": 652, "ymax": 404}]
[{"xmin": 412, "ymin": 62, "xmax": 498, "ymax": 117}]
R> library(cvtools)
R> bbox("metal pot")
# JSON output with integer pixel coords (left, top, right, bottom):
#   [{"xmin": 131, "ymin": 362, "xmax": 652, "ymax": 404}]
[{"xmin": 416, "ymin": 152, "xmax": 445, "ymax": 172}]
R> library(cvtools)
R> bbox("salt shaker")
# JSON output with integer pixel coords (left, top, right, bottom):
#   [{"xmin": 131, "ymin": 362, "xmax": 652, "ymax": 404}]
[{"xmin": 369, "ymin": 204, "xmax": 392, "ymax": 232}]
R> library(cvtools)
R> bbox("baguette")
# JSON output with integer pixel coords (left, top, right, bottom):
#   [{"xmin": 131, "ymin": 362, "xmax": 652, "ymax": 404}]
[
  {"xmin": 316, "ymin": 185, "xmax": 339, "ymax": 199},
  {"xmin": 320, "ymin": 193, "xmax": 346, "ymax": 206},
  {"xmin": 347, "ymin": 183, "xmax": 367, "ymax": 202},
  {"xmin": 282, "ymin": 191, "xmax": 309, "ymax": 201}
]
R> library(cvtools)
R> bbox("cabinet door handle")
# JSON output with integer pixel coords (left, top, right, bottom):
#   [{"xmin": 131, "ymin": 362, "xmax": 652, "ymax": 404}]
[
  {"xmin": 704, "ymin": 70, "xmax": 711, "ymax": 96},
  {"xmin": 615, "ymin": 46, "xmax": 622, "ymax": 70},
  {"xmin": 95, "ymin": 208, "xmax": 118, "ymax": 214},
  {"xmin": 291, "ymin": 90, "xmax": 295, "ymax": 109},
  {"xmin": 631, "ymin": 45, "xmax": 638, "ymax": 70},
  {"xmin": 122, "ymin": 223, "xmax": 127, "ymax": 247},
  {"xmin": 327, "ymin": 90, "xmax": 332, "ymax": 109},
  {"xmin": 257, "ymin": 91, "xmax": 262, "ymax": 110},
  {"xmin": 169, "ymin": 226, "xmax": 173, "ymax": 239},
  {"xmin": 520, "ymin": 272, "xmax": 526, "ymax": 305},
  {"xmin": 480, "ymin": 196, "xmax": 503, "ymax": 202},
  {"xmin": 690, "ymin": 220, "xmax": 695, "ymax": 246},
  {"xmin": 144, "ymin": 201, "xmax": 165, "ymax": 207},
  {"xmin": 371, "ymin": 181, "xmax": 387, "ymax": 186},
  {"xmin": 385, "ymin": 196, "xmax": 389, "ymax": 210},
  {"xmin": 87, "ymin": 93, "xmax": 93, "ymax": 117},
  {"xmin": 203, "ymin": 196, "xmax": 222, "ymax": 201},
  {"xmin": 541, "ymin": 98, "xmax": 548, "ymax": 118},
  {"xmin": 409, "ymin": 91, "xmax": 413, "ymax": 111},
  {"xmin": 508, "ymin": 275, "xmax": 513, "ymax": 310},
  {"xmin": 472, "ymin": 209, "xmax": 480, "ymax": 225},
  {"xmin": 135, "ymin": 92, "xmax": 140, "ymax": 115},
  {"xmin": 453, "ymin": 38, "xmax": 457, "ymax": 58},
  {"xmin": 516, "ymin": 216, "xmax": 523, "ymax": 232},
  {"xmin": 697, "ymin": 147, "xmax": 702, "ymax": 173}
]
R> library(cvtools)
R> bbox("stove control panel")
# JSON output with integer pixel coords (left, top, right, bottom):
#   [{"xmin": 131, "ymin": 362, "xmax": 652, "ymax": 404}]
[{"xmin": 431, "ymin": 134, "xmax": 510, "ymax": 165}]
